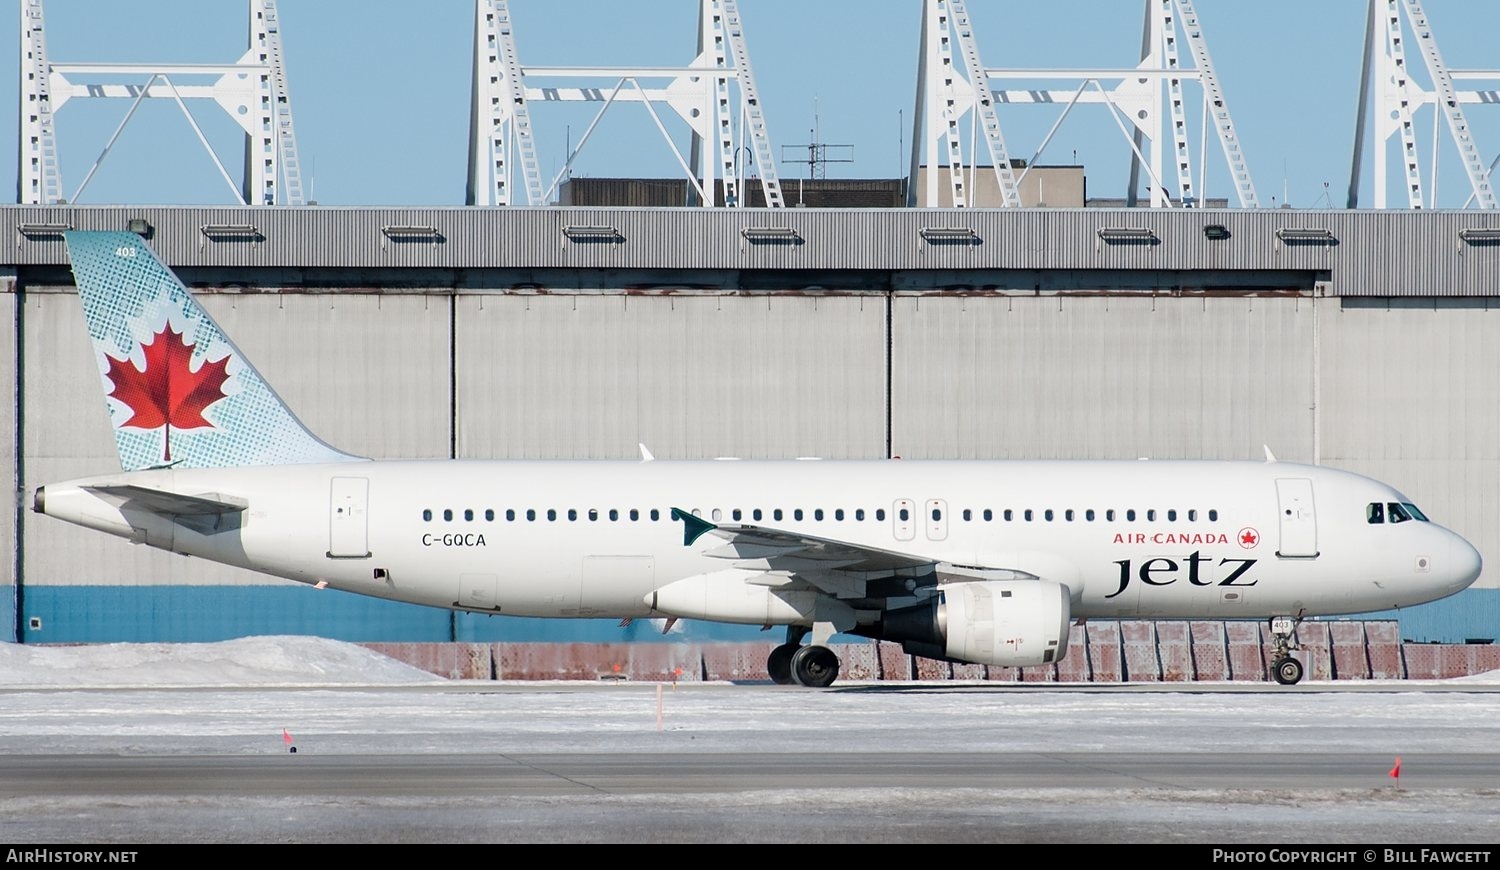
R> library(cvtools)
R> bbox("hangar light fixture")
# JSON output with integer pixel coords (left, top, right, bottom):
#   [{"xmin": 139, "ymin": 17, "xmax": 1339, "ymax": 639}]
[
  {"xmin": 1097, "ymin": 227, "xmax": 1157, "ymax": 244},
  {"xmin": 1202, "ymin": 224, "xmax": 1231, "ymax": 240},
  {"xmin": 16, "ymin": 222, "xmax": 71, "ymax": 238},
  {"xmin": 1275, "ymin": 227, "xmax": 1336, "ymax": 243},
  {"xmin": 381, "ymin": 225, "xmax": 442, "ymax": 244},
  {"xmin": 740, "ymin": 226, "xmax": 800, "ymax": 243},
  {"xmin": 920, "ymin": 227, "xmax": 979, "ymax": 244},
  {"xmin": 562, "ymin": 224, "xmax": 622, "ymax": 242},
  {"xmin": 199, "ymin": 224, "xmax": 260, "ymax": 241},
  {"xmin": 1458, "ymin": 228, "xmax": 1500, "ymax": 243}
]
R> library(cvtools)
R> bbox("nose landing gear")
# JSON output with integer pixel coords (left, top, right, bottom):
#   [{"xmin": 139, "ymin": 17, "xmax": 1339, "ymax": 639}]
[{"xmin": 1268, "ymin": 613, "xmax": 1305, "ymax": 685}]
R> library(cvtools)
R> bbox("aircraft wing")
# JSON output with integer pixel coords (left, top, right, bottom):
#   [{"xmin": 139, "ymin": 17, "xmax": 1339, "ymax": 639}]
[{"xmin": 671, "ymin": 507, "xmax": 933, "ymax": 576}]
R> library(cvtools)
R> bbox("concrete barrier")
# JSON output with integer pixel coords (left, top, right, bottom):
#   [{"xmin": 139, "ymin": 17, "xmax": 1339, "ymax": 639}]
[
  {"xmin": 359, "ymin": 621, "xmax": 1494, "ymax": 682},
  {"xmin": 1085, "ymin": 621, "xmax": 1124, "ymax": 682}
]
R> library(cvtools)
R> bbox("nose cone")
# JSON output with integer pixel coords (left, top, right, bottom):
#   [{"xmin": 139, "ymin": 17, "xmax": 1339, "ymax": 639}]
[{"xmin": 1449, "ymin": 534, "xmax": 1483, "ymax": 593}]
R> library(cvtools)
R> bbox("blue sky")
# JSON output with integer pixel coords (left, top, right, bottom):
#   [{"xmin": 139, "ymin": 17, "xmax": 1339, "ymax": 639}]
[{"xmin": 7, "ymin": 0, "xmax": 1500, "ymax": 208}]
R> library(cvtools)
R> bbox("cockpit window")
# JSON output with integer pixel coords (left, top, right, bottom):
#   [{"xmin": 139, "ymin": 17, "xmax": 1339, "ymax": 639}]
[
  {"xmin": 1403, "ymin": 503, "xmax": 1430, "ymax": 522},
  {"xmin": 1366, "ymin": 502, "xmax": 1384, "ymax": 524},
  {"xmin": 1387, "ymin": 502, "xmax": 1412, "ymax": 524}
]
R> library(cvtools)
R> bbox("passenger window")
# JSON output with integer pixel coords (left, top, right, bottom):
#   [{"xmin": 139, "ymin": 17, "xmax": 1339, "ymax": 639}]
[
  {"xmin": 814, "ymin": 509, "xmax": 824, "ymax": 521},
  {"xmin": 1126, "ymin": 509, "xmax": 1136, "ymax": 521},
  {"xmin": 1106, "ymin": 509, "xmax": 1116, "ymax": 521},
  {"xmin": 876, "ymin": 509, "xmax": 886, "ymax": 521},
  {"xmin": 609, "ymin": 509, "xmax": 618, "ymax": 521},
  {"xmin": 899, "ymin": 508, "xmax": 909, "ymax": 521},
  {"xmin": 962, "ymin": 509, "xmax": 972, "ymax": 521},
  {"xmin": 855, "ymin": 508, "xmax": 865, "ymax": 521},
  {"xmin": 1188, "ymin": 509, "xmax": 1197, "ymax": 521},
  {"xmin": 422, "ymin": 509, "xmax": 432, "ymax": 522},
  {"xmin": 650, "ymin": 509, "xmax": 660, "ymax": 521},
  {"xmin": 526, "ymin": 509, "xmax": 536, "ymax": 521},
  {"xmin": 1146, "ymin": 509, "xmax": 1156, "ymax": 522},
  {"xmin": 547, "ymin": 509, "xmax": 557, "ymax": 521},
  {"xmin": 1167, "ymin": 509, "xmax": 1176, "ymax": 521},
  {"xmin": 774, "ymin": 509, "xmax": 784, "ymax": 521},
  {"xmin": 795, "ymin": 509, "xmax": 805, "ymax": 521},
  {"xmin": 1388, "ymin": 502, "xmax": 1412, "ymax": 524},
  {"xmin": 1004, "ymin": 509, "xmax": 1013, "ymax": 521},
  {"xmin": 835, "ymin": 509, "xmax": 845, "ymax": 521},
  {"xmin": 506, "ymin": 509, "xmax": 515, "ymax": 521},
  {"xmin": 1208, "ymin": 509, "xmax": 1218, "ymax": 522},
  {"xmin": 711, "ymin": 509, "xmax": 721, "ymax": 521},
  {"xmin": 588, "ymin": 509, "xmax": 599, "ymax": 521},
  {"xmin": 1085, "ymin": 509, "xmax": 1095, "ymax": 521},
  {"xmin": 1024, "ymin": 509, "xmax": 1034, "ymax": 521},
  {"xmin": 568, "ymin": 509, "xmax": 578, "ymax": 521},
  {"xmin": 630, "ymin": 509, "xmax": 639, "ymax": 521},
  {"xmin": 1065, "ymin": 509, "xmax": 1075, "ymax": 521},
  {"xmin": 983, "ymin": 509, "xmax": 993, "ymax": 522},
  {"xmin": 464, "ymin": 509, "xmax": 474, "ymax": 522},
  {"xmin": 485, "ymin": 509, "xmax": 495, "ymax": 521},
  {"xmin": 1044, "ymin": 509, "xmax": 1053, "ymax": 521},
  {"xmin": 732, "ymin": 509, "xmax": 742, "ymax": 521},
  {"xmin": 932, "ymin": 508, "xmax": 942, "ymax": 521},
  {"xmin": 443, "ymin": 509, "xmax": 453, "ymax": 522}
]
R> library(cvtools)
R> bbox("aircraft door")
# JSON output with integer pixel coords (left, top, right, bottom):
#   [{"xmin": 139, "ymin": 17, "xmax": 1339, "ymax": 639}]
[
  {"xmin": 893, "ymin": 499, "xmax": 916, "ymax": 541},
  {"xmin": 924, "ymin": 498, "xmax": 948, "ymax": 541},
  {"xmin": 1275, "ymin": 478, "xmax": 1319, "ymax": 558},
  {"xmin": 328, "ymin": 477, "xmax": 371, "ymax": 558}
]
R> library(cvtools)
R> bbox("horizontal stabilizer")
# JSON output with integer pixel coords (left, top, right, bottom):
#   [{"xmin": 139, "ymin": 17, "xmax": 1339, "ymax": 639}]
[{"xmin": 84, "ymin": 485, "xmax": 247, "ymax": 517}]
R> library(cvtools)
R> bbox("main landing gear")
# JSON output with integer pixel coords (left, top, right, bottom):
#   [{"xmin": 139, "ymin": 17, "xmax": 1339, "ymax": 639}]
[
  {"xmin": 1268, "ymin": 614, "xmax": 1305, "ymax": 686},
  {"xmin": 767, "ymin": 627, "xmax": 841, "ymax": 688}
]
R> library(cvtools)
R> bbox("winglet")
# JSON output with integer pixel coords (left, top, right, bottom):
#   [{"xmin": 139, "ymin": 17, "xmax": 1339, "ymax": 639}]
[
  {"xmin": 670, "ymin": 507, "xmax": 716, "ymax": 546},
  {"xmin": 1263, "ymin": 445, "xmax": 1278, "ymax": 463},
  {"xmin": 639, "ymin": 443, "xmax": 655, "ymax": 463}
]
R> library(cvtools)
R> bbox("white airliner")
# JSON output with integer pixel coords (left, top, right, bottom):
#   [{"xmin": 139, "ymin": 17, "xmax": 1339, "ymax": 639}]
[{"xmin": 34, "ymin": 231, "xmax": 1482, "ymax": 686}]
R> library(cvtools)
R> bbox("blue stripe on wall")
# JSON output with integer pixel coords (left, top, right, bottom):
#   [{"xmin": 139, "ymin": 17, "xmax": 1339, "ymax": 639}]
[
  {"xmin": 16, "ymin": 585, "xmax": 771, "ymax": 644},
  {"xmin": 13, "ymin": 584, "xmax": 1498, "ymax": 645},
  {"xmin": 1351, "ymin": 587, "xmax": 1500, "ymax": 644},
  {"xmin": 4, "ymin": 583, "xmax": 15, "ymax": 644}
]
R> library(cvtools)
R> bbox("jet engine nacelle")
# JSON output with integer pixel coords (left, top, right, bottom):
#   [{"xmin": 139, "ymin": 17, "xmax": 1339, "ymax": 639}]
[{"xmin": 877, "ymin": 579, "xmax": 1072, "ymax": 667}]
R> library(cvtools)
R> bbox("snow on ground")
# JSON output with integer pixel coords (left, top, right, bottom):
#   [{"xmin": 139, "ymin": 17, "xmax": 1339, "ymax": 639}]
[{"xmin": 0, "ymin": 636, "xmax": 442, "ymax": 687}]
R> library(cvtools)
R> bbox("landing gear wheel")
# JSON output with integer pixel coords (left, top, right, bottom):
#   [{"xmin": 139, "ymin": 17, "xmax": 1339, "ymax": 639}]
[
  {"xmin": 1272, "ymin": 656, "xmax": 1304, "ymax": 686},
  {"xmin": 790, "ymin": 644, "xmax": 840, "ymax": 688},
  {"xmin": 767, "ymin": 644, "xmax": 798, "ymax": 685}
]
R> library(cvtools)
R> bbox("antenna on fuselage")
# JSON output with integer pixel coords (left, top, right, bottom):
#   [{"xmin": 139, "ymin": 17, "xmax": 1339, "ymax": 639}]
[{"xmin": 1263, "ymin": 445, "xmax": 1278, "ymax": 463}]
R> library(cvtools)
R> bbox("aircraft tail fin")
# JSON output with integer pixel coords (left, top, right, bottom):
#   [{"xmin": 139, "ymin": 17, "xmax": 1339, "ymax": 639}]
[{"xmin": 63, "ymin": 231, "xmax": 361, "ymax": 471}]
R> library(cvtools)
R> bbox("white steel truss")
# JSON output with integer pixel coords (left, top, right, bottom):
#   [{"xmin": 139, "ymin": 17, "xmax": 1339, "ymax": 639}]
[
  {"xmin": 16, "ymin": 0, "xmax": 306, "ymax": 206},
  {"xmin": 909, "ymin": 0, "xmax": 1259, "ymax": 208},
  {"xmin": 467, "ymin": 0, "xmax": 784, "ymax": 207},
  {"xmin": 1350, "ymin": 0, "xmax": 1497, "ymax": 209}
]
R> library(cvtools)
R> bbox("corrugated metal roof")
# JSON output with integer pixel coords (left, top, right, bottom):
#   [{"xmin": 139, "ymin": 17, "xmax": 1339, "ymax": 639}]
[{"xmin": 3, "ymin": 205, "xmax": 1497, "ymax": 296}]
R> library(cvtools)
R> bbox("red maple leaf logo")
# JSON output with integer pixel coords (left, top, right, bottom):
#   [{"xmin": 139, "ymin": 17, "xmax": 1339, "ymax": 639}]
[
  {"xmin": 1239, "ymin": 528, "xmax": 1260, "ymax": 548},
  {"xmin": 104, "ymin": 324, "xmax": 231, "ymax": 462}
]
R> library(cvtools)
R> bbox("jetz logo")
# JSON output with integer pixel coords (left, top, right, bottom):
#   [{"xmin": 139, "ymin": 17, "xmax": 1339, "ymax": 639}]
[
  {"xmin": 1108, "ymin": 551, "xmax": 1257, "ymax": 598},
  {"xmin": 104, "ymin": 324, "xmax": 231, "ymax": 463}
]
